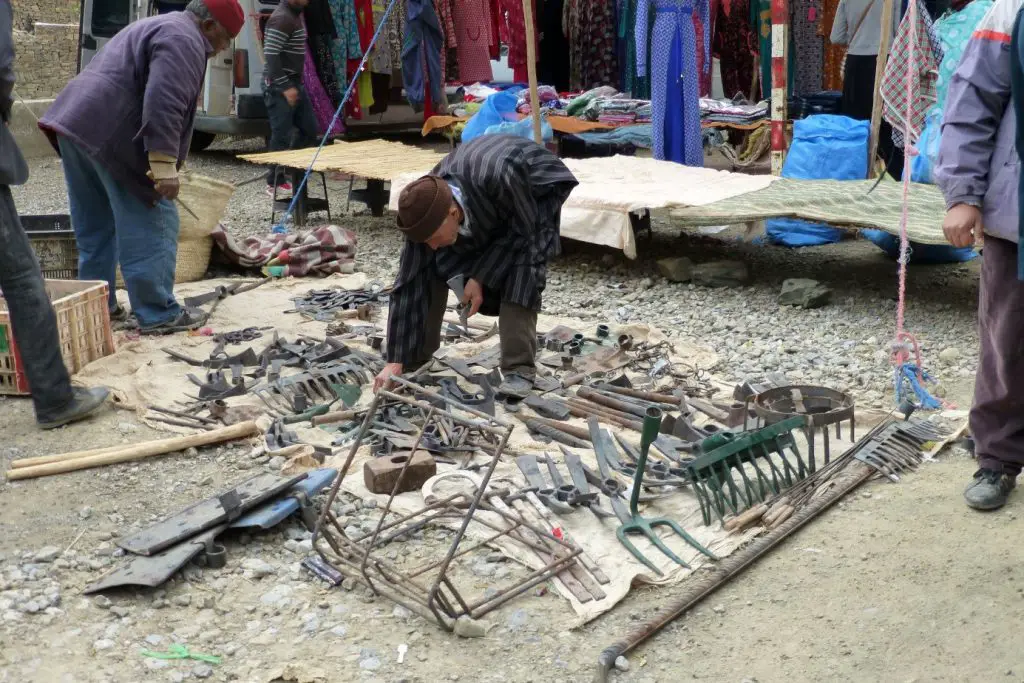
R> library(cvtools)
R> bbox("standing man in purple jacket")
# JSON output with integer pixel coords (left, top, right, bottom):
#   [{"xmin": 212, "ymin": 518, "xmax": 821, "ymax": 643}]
[
  {"xmin": 935, "ymin": 0, "xmax": 1023, "ymax": 510},
  {"xmin": 38, "ymin": 0, "xmax": 244, "ymax": 335}
]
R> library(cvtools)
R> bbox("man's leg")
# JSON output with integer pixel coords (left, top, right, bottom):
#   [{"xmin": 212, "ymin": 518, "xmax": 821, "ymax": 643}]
[
  {"xmin": 0, "ymin": 184, "xmax": 108, "ymax": 426},
  {"xmin": 264, "ymin": 87, "xmax": 293, "ymax": 187},
  {"xmin": 57, "ymin": 136, "xmax": 118, "ymax": 313},
  {"xmin": 497, "ymin": 302, "xmax": 538, "ymax": 398},
  {"xmin": 965, "ymin": 236, "xmax": 1024, "ymax": 509},
  {"xmin": 293, "ymin": 87, "xmax": 320, "ymax": 148}
]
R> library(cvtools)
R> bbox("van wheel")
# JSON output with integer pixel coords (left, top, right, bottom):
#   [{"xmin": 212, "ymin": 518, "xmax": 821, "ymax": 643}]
[{"xmin": 190, "ymin": 131, "xmax": 217, "ymax": 152}]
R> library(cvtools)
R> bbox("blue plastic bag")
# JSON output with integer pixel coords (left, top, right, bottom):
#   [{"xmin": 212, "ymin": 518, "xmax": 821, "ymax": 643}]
[
  {"xmin": 910, "ymin": 112, "xmax": 942, "ymax": 184},
  {"xmin": 861, "ymin": 229, "xmax": 977, "ymax": 264},
  {"xmin": 766, "ymin": 115, "xmax": 871, "ymax": 247},
  {"xmin": 461, "ymin": 88, "xmax": 523, "ymax": 143},
  {"xmin": 484, "ymin": 118, "xmax": 553, "ymax": 142}
]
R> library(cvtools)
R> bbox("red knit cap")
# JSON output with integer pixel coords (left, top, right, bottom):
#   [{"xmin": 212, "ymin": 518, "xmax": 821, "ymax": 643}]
[{"xmin": 203, "ymin": 0, "xmax": 245, "ymax": 38}]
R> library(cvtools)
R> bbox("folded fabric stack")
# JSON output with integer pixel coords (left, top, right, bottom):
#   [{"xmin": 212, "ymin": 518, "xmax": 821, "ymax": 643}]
[
  {"xmin": 699, "ymin": 97, "xmax": 769, "ymax": 125},
  {"xmin": 581, "ymin": 96, "xmax": 653, "ymax": 124},
  {"xmin": 516, "ymin": 84, "xmax": 569, "ymax": 116}
]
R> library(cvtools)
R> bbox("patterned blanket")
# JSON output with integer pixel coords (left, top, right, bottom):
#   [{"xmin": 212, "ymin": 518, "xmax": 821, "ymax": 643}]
[
  {"xmin": 671, "ymin": 178, "xmax": 948, "ymax": 245},
  {"xmin": 211, "ymin": 224, "xmax": 358, "ymax": 277}
]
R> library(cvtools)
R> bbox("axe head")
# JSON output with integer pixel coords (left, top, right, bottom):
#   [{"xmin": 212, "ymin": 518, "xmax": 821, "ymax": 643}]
[{"xmin": 446, "ymin": 274, "xmax": 467, "ymax": 300}]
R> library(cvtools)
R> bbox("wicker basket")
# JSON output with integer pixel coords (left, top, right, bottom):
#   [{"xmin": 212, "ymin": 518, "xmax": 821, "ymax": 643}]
[
  {"xmin": 0, "ymin": 280, "xmax": 115, "ymax": 396},
  {"xmin": 116, "ymin": 172, "xmax": 235, "ymax": 287}
]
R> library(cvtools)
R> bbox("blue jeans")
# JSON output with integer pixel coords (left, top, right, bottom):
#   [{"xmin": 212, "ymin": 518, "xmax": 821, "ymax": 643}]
[
  {"xmin": 57, "ymin": 136, "xmax": 181, "ymax": 328},
  {"xmin": 0, "ymin": 184, "xmax": 75, "ymax": 420}
]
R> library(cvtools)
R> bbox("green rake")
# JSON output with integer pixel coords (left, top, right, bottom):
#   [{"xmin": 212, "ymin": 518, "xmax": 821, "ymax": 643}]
[
  {"xmin": 615, "ymin": 407, "xmax": 717, "ymax": 575},
  {"xmin": 684, "ymin": 415, "xmax": 808, "ymax": 525}
]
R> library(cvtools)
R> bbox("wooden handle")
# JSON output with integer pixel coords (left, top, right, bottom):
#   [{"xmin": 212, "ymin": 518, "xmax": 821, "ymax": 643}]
[
  {"xmin": 6, "ymin": 421, "xmax": 260, "ymax": 481},
  {"xmin": 521, "ymin": 0, "xmax": 542, "ymax": 144},
  {"xmin": 311, "ymin": 409, "xmax": 359, "ymax": 427},
  {"xmin": 724, "ymin": 503, "xmax": 768, "ymax": 532}
]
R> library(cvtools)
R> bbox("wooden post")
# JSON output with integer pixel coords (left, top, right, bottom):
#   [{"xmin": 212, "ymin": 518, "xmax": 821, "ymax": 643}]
[
  {"xmin": 521, "ymin": 0, "xmax": 543, "ymax": 144},
  {"xmin": 867, "ymin": 0, "xmax": 895, "ymax": 177},
  {"xmin": 769, "ymin": 0, "xmax": 790, "ymax": 175}
]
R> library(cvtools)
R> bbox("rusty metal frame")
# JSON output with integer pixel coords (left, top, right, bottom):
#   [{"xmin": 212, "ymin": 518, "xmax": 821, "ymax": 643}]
[{"xmin": 311, "ymin": 376, "xmax": 581, "ymax": 630}]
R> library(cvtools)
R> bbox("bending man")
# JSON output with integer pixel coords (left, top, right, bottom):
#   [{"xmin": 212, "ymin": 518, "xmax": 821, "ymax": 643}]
[
  {"xmin": 39, "ymin": 0, "xmax": 244, "ymax": 335},
  {"xmin": 374, "ymin": 135, "xmax": 578, "ymax": 398}
]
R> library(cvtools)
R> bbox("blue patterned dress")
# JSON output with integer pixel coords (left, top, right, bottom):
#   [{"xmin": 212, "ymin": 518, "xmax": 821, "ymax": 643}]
[{"xmin": 635, "ymin": 0, "xmax": 709, "ymax": 166}]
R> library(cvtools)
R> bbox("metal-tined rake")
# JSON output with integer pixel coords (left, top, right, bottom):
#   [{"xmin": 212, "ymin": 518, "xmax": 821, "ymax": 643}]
[
  {"xmin": 615, "ymin": 407, "xmax": 717, "ymax": 575},
  {"xmin": 684, "ymin": 415, "xmax": 808, "ymax": 525}
]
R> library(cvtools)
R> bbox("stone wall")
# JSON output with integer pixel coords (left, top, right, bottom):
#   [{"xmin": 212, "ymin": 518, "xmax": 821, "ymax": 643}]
[{"xmin": 11, "ymin": 0, "xmax": 81, "ymax": 100}]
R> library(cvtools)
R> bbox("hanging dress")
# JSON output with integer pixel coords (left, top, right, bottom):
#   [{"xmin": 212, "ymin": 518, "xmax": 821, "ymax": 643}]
[
  {"xmin": 636, "ymin": 0, "xmax": 709, "ymax": 166},
  {"xmin": 453, "ymin": 0, "xmax": 495, "ymax": 83},
  {"xmin": 713, "ymin": 0, "xmax": 756, "ymax": 99},
  {"xmin": 792, "ymin": 0, "xmax": 824, "ymax": 94},
  {"xmin": 580, "ymin": 0, "xmax": 619, "ymax": 88}
]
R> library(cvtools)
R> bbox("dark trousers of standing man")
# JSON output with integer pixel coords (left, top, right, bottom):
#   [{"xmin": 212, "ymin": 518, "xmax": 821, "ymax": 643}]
[
  {"xmin": 264, "ymin": 81, "xmax": 319, "ymax": 187},
  {"xmin": 411, "ymin": 278, "xmax": 538, "ymax": 379},
  {"xmin": 0, "ymin": 185, "xmax": 75, "ymax": 421}
]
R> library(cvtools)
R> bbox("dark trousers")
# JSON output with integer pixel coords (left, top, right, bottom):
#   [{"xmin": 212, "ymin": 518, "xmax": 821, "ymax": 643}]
[
  {"xmin": 417, "ymin": 278, "xmax": 538, "ymax": 378},
  {"xmin": 0, "ymin": 184, "xmax": 74, "ymax": 420},
  {"xmin": 842, "ymin": 54, "xmax": 904, "ymax": 180},
  {"xmin": 972, "ymin": 236, "xmax": 1024, "ymax": 476},
  {"xmin": 264, "ymin": 83, "xmax": 319, "ymax": 187}
]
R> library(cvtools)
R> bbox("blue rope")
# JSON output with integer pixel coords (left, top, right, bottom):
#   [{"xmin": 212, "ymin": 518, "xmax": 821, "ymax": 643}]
[
  {"xmin": 273, "ymin": 0, "xmax": 401, "ymax": 233},
  {"xmin": 893, "ymin": 362, "xmax": 942, "ymax": 411}
]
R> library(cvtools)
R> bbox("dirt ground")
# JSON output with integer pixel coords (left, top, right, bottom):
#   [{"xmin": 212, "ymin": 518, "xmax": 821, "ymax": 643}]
[{"xmin": 0, "ymin": 149, "xmax": 1005, "ymax": 682}]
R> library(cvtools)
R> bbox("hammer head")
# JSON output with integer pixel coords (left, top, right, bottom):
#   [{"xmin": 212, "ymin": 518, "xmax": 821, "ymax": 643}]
[{"xmin": 446, "ymin": 274, "xmax": 466, "ymax": 300}]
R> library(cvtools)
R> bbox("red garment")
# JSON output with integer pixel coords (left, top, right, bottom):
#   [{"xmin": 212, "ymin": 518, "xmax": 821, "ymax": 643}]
[
  {"xmin": 454, "ymin": 0, "xmax": 495, "ymax": 82},
  {"xmin": 435, "ymin": 0, "xmax": 457, "ymax": 81},
  {"xmin": 501, "ymin": 0, "xmax": 537, "ymax": 83},
  {"xmin": 489, "ymin": 0, "xmax": 501, "ymax": 59}
]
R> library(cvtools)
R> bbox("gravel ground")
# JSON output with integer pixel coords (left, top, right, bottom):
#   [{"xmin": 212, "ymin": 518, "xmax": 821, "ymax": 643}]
[{"xmin": 0, "ymin": 143, "xmax": 993, "ymax": 682}]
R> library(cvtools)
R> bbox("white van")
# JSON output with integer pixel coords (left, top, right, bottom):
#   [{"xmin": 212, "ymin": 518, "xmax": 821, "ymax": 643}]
[
  {"xmin": 78, "ymin": 0, "xmax": 274, "ymax": 151},
  {"xmin": 77, "ymin": 0, "xmax": 509, "ymax": 151}
]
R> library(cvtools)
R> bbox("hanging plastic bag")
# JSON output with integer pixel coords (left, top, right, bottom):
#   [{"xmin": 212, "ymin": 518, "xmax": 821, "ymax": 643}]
[
  {"xmin": 910, "ymin": 111, "xmax": 942, "ymax": 184},
  {"xmin": 461, "ymin": 88, "xmax": 524, "ymax": 143}
]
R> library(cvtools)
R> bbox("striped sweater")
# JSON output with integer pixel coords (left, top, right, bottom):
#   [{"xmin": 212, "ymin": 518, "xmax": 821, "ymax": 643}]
[{"xmin": 263, "ymin": 1, "xmax": 306, "ymax": 88}]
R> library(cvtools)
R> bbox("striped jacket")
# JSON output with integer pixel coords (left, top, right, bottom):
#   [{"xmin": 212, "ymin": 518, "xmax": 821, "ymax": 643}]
[
  {"xmin": 385, "ymin": 135, "xmax": 578, "ymax": 365},
  {"xmin": 263, "ymin": 2, "xmax": 306, "ymax": 88},
  {"xmin": 935, "ymin": 0, "xmax": 1020, "ymax": 243}
]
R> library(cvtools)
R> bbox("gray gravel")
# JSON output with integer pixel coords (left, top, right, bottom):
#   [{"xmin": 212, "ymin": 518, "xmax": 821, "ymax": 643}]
[{"xmin": 13, "ymin": 137, "xmax": 980, "ymax": 409}]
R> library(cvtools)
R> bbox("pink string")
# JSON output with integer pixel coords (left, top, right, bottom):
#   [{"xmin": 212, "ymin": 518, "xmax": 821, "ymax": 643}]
[{"xmin": 893, "ymin": 0, "xmax": 918, "ymax": 369}]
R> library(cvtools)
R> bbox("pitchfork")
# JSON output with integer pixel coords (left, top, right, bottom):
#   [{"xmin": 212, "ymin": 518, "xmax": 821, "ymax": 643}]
[{"xmin": 616, "ymin": 407, "xmax": 718, "ymax": 575}]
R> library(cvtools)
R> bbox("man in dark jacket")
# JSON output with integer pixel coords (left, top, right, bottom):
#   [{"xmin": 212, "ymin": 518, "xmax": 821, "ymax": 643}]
[
  {"xmin": 38, "ymin": 0, "xmax": 243, "ymax": 335},
  {"xmin": 0, "ymin": 0, "xmax": 109, "ymax": 428},
  {"xmin": 374, "ymin": 135, "xmax": 578, "ymax": 398}
]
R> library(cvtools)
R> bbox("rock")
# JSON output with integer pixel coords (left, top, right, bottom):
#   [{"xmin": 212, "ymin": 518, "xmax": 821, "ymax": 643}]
[
  {"xmin": 171, "ymin": 594, "xmax": 192, "ymax": 608},
  {"xmin": 79, "ymin": 507, "xmax": 93, "ymax": 520},
  {"xmin": 453, "ymin": 616, "xmax": 487, "ymax": 638},
  {"xmin": 712, "ymin": 604, "xmax": 726, "ymax": 614},
  {"xmin": 342, "ymin": 578, "xmax": 356, "ymax": 591},
  {"xmin": 110, "ymin": 605, "xmax": 130, "ymax": 618},
  {"xmin": 330, "ymin": 624, "xmax": 348, "ymax": 638},
  {"xmin": 116, "ymin": 421, "xmax": 138, "ymax": 435},
  {"xmin": 939, "ymin": 347, "xmax": 960, "ymax": 363},
  {"xmin": 506, "ymin": 609, "xmax": 528, "ymax": 632},
  {"xmin": 33, "ymin": 546, "xmax": 61, "ymax": 563},
  {"xmin": 192, "ymin": 664, "xmax": 214, "ymax": 679},
  {"xmin": 268, "ymin": 456, "xmax": 286, "ymax": 470},
  {"xmin": 779, "ymin": 278, "xmax": 833, "ymax": 309},
  {"xmin": 392, "ymin": 605, "xmax": 412, "ymax": 620},
  {"xmin": 615, "ymin": 656, "xmax": 631, "ymax": 672},
  {"xmin": 94, "ymin": 595, "xmax": 113, "ymax": 610},
  {"xmin": 145, "ymin": 634, "xmax": 164, "ymax": 646},
  {"xmin": 242, "ymin": 558, "xmax": 275, "ymax": 579},
  {"xmin": 359, "ymin": 649, "xmax": 381, "ymax": 671},
  {"xmin": 692, "ymin": 260, "xmax": 750, "ymax": 288},
  {"xmin": 260, "ymin": 584, "xmax": 293, "ymax": 607},
  {"xmin": 656, "ymin": 256, "xmax": 694, "ymax": 283},
  {"xmin": 93, "ymin": 638, "xmax": 115, "ymax": 651}
]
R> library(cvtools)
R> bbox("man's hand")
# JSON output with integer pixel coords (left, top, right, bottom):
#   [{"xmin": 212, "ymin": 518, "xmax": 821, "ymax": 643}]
[
  {"xmin": 154, "ymin": 177, "xmax": 181, "ymax": 201},
  {"xmin": 462, "ymin": 278, "xmax": 483, "ymax": 317},
  {"xmin": 283, "ymin": 87, "xmax": 299, "ymax": 107},
  {"xmin": 943, "ymin": 203, "xmax": 983, "ymax": 248},
  {"xmin": 374, "ymin": 362, "xmax": 403, "ymax": 393}
]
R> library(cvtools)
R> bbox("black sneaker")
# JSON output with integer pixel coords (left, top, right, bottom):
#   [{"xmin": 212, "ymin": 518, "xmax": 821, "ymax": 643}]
[
  {"xmin": 139, "ymin": 308, "xmax": 209, "ymax": 336},
  {"xmin": 37, "ymin": 386, "xmax": 110, "ymax": 430},
  {"xmin": 109, "ymin": 305, "xmax": 130, "ymax": 322},
  {"xmin": 497, "ymin": 373, "xmax": 534, "ymax": 399},
  {"xmin": 109, "ymin": 305, "xmax": 138, "ymax": 331},
  {"xmin": 963, "ymin": 468, "xmax": 1016, "ymax": 510}
]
